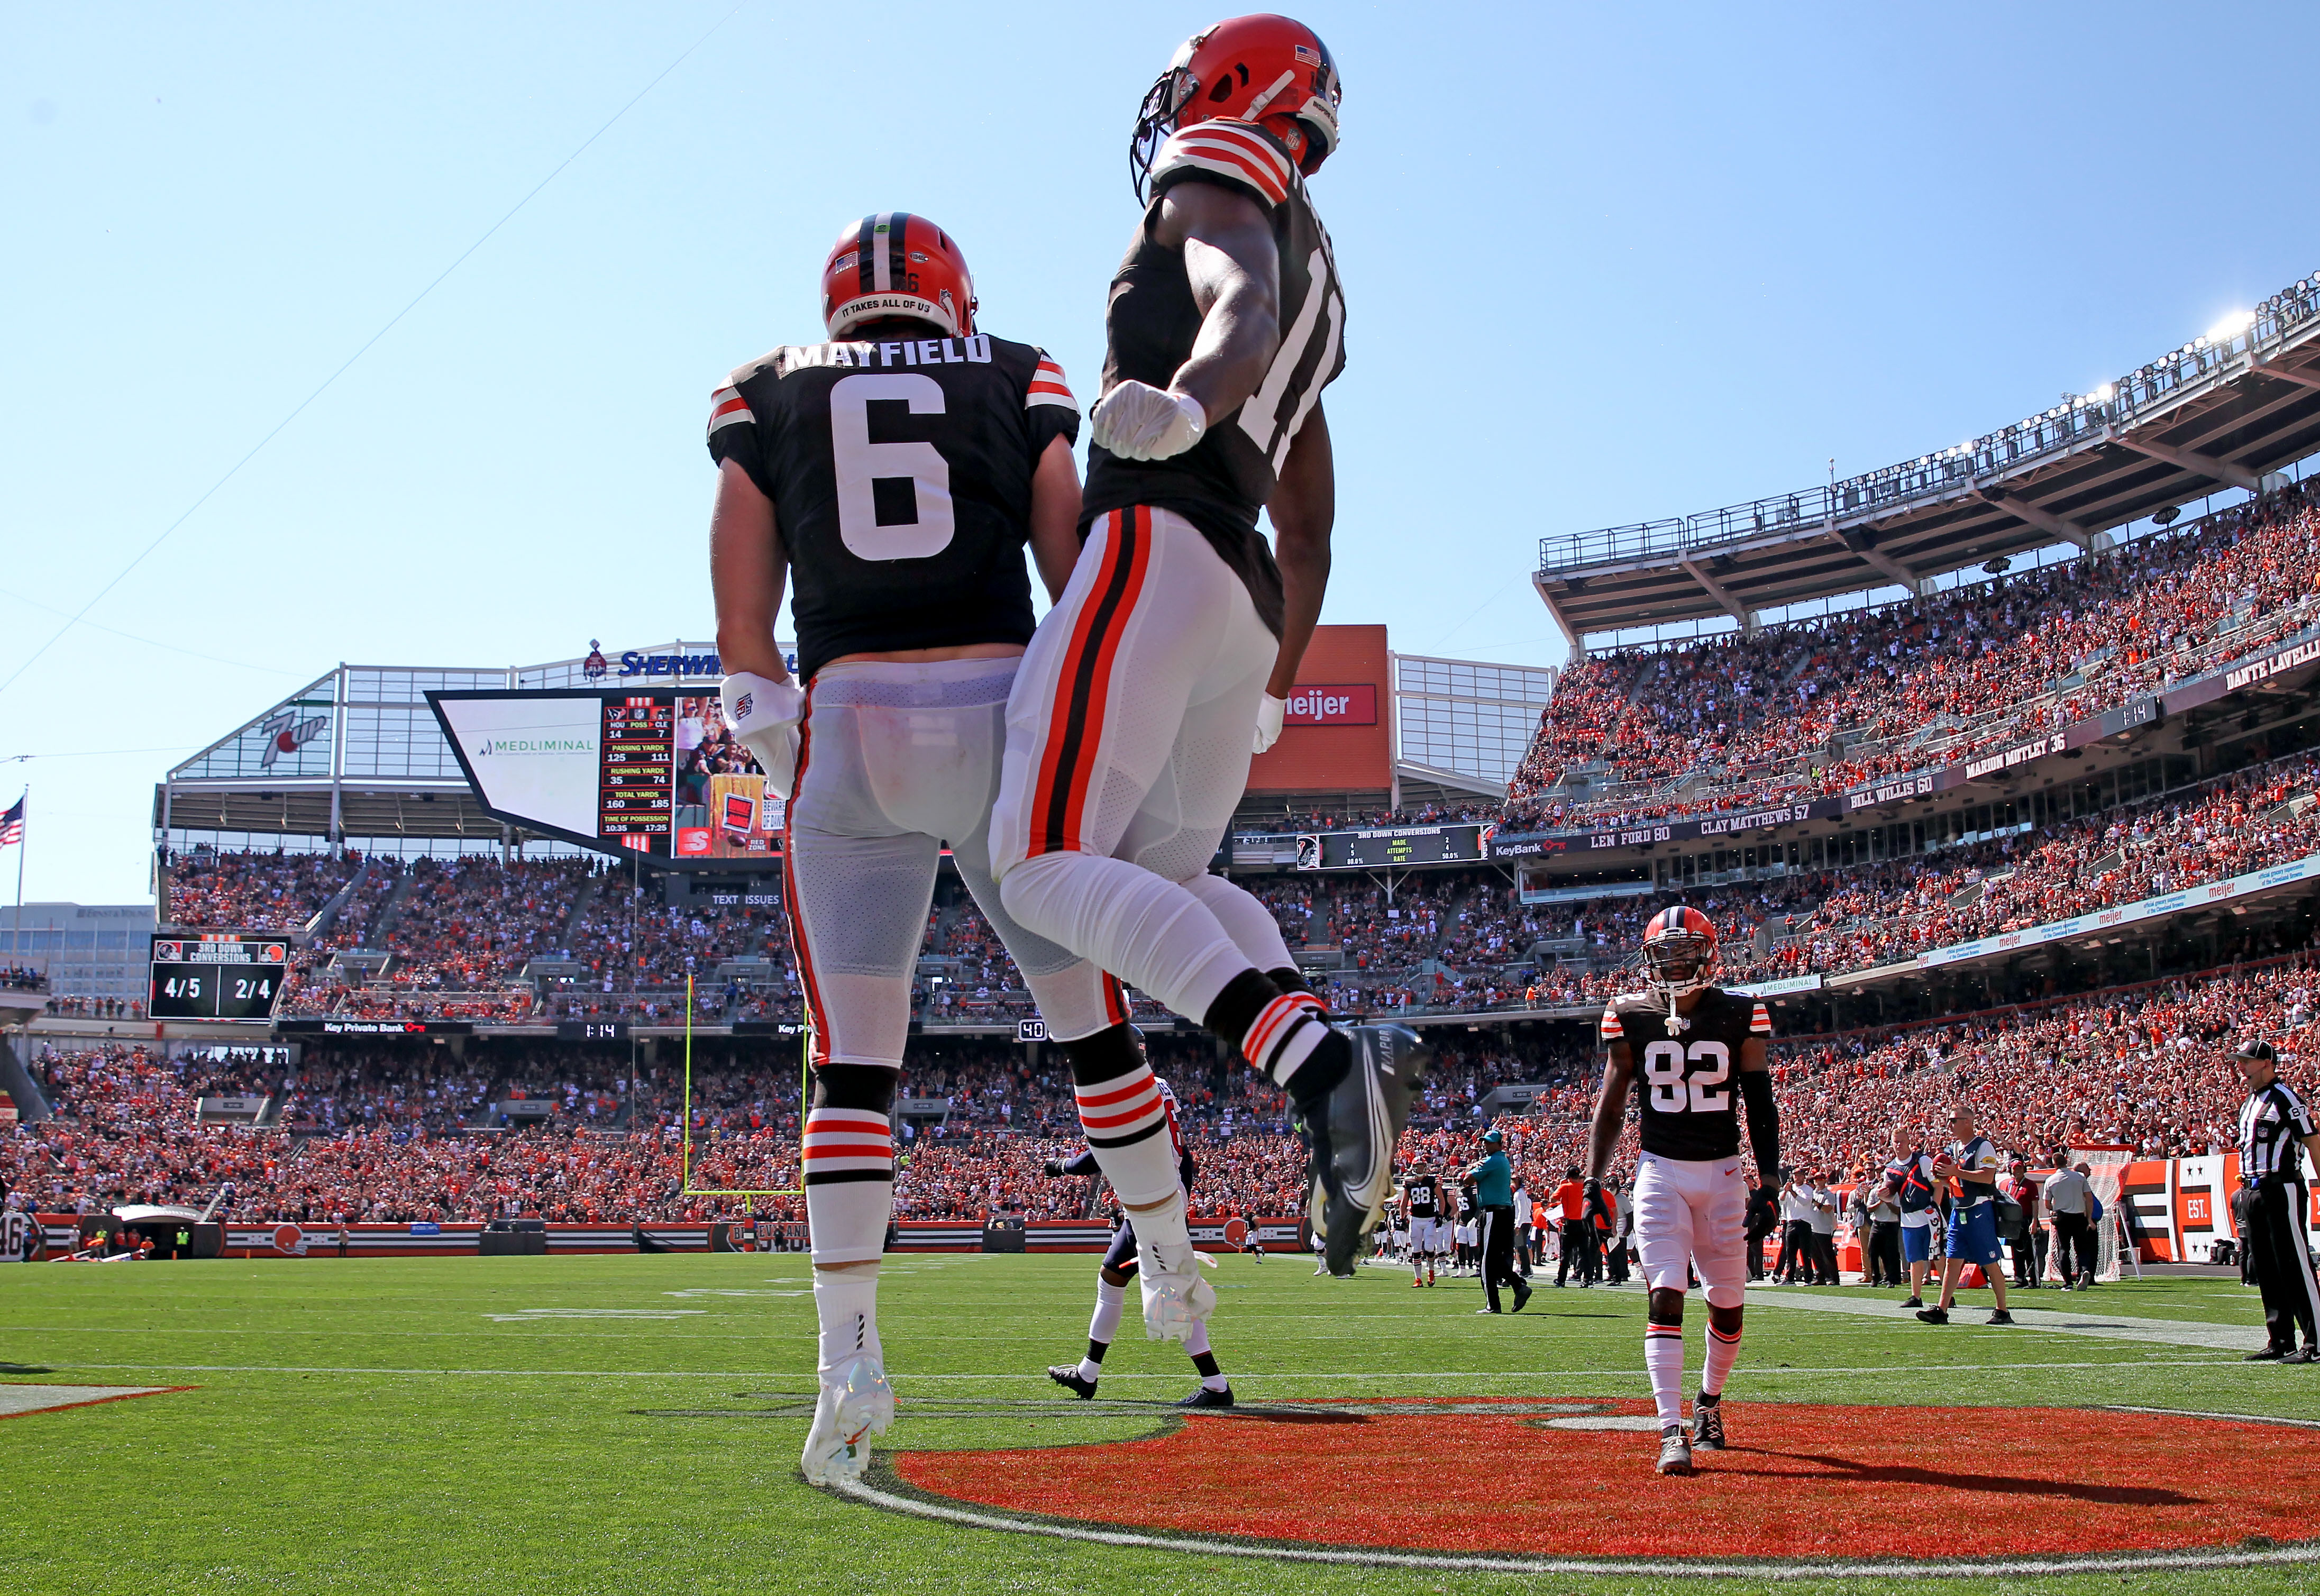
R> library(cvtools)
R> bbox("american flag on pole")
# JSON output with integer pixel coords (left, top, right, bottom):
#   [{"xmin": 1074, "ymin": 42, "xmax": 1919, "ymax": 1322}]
[{"xmin": 0, "ymin": 797, "xmax": 22, "ymax": 847}]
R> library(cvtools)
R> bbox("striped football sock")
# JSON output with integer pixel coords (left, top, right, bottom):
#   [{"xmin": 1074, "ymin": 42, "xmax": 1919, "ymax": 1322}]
[
  {"xmin": 1702, "ymin": 1321, "xmax": 1742, "ymax": 1398},
  {"xmin": 1645, "ymin": 1324, "xmax": 1685, "ymax": 1429}
]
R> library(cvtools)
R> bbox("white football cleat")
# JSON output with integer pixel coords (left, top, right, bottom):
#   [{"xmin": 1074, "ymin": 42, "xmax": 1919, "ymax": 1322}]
[
  {"xmin": 1139, "ymin": 1244, "xmax": 1217, "ymax": 1342},
  {"xmin": 800, "ymin": 1355, "xmax": 894, "ymax": 1486}
]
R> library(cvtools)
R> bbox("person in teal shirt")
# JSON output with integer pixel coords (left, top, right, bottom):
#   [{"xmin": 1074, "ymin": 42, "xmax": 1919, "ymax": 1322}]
[{"xmin": 1465, "ymin": 1128, "xmax": 1530, "ymax": 1314}]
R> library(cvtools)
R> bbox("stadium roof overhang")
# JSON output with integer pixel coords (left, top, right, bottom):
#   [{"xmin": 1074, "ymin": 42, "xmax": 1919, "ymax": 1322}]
[
  {"xmin": 154, "ymin": 781, "xmax": 499, "ymax": 841},
  {"xmin": 1537, "ymin": 275, "xmax": 2320, "ymax": 642}
]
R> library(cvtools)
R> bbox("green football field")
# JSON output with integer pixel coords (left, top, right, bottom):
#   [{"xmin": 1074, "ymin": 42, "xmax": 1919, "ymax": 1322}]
[{"xmin": 2, "ymin": 1252, "xmax": 2315, "ymax": 1595}]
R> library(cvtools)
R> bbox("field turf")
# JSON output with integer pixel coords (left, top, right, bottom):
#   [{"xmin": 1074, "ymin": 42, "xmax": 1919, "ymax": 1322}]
[{"xmin": 1, "ymin": 1252, "xmax": 2313, "ymax": 1595}]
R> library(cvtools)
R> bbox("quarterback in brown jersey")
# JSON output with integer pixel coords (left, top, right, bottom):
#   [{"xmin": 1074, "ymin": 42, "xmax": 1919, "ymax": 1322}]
[
  {"xmin": 1586, "ymin": 906, "xmax": 1780, "ymax": 1476},
  {"xmin": 988, "ymin": 16, "xmax": 1428, "ymax": 1317},
  {"xmin": 709, "ymin": 213, "xmax": 1122, "ymax": 1488}
]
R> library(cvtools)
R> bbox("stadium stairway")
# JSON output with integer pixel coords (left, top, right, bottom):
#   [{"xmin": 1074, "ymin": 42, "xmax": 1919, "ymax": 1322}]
[
  {"xmin": 558, "ymin": 876, "xmax": 600, "ymax": 955},
  {"xmin": 362, "ymin": 868, "xmax": 423, "ymax": 950},
  {"xmin": 0, "ymin": 1033, "xmax": 54, "ymax": 1124},
  {"xmin": 303, "ymin": 858, "xmax": 379, "ymax": 944}
]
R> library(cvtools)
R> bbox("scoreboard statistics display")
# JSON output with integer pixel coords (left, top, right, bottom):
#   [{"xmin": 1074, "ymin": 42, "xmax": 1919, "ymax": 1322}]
[
  {"xmin": 1301, "ymin": 824, "xmax": 1487, "ymax": 871},
  {"xmin": 150, "ymin": 934, "xmax": 290, "ymax": 1020},
  {"xmin": 598, "ymin": 698, "xmax": 675, "ymax": 845},
  {"xmin": 427, "ymin": 689, "xmax": 781, "ymax": 871}
]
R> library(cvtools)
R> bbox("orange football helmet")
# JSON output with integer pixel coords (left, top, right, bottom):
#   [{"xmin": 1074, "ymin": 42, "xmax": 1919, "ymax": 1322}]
[
  {"xmin": 820, "ymin": 212, "xmax": 976, "ymax": 341},
  {"xmin": 1130, "ymin": 14, "xmax": 1342, "ymax": 199},
  {"xmin": 1641, "ymin": 905, "xmax": 1720, "ymax": 1001}
]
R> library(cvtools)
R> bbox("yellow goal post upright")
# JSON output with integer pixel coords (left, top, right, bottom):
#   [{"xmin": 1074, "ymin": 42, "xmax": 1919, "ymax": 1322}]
[{"xmin": 679, "ymin": 972, "xmax": 807, "ymax": 1200}]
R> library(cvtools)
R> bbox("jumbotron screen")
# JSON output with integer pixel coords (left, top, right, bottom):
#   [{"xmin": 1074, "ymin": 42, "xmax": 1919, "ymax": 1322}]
[
  {"xmin": 150, "ymin": 933, "xmax": 290, "ymax": 1021},
  {"xmin": 1296, "ymin": 823, "xmax": 1487, "ymax": 871},
  {"xmin": 427, "ymin": 690, "xmax": 780, "ymax": 868}
]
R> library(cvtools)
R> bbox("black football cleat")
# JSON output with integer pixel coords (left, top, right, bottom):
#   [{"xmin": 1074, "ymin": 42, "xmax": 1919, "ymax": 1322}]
[
  {"xmin": 1178, "ymin": 1383, "xmax": 1235, "ymax": 1408},
  {"xmin": 1914, "ymin": 1306, "xmax": 1949, "ymax": 1325},
  {"xmin": 1690, "ymin": 1399, "xmax": 1726, "ymax": 1452},
  {"xmin": 2243, "ymin": 1346, "xmax": 2288, "ymax": 1362},
  {"xmin": 1511, "ymin": 1281, "xmax": 1533, "ymax": 1314},
  {"xmin": 1655, "ymin": 1427, "xmax": 1694, "ymax": 1476},
  {"xmin": 1987, "ymin": 1310, "xmax": 2015, "ymax": 1326},
  {"xmin": 1312, "ymin": 1025, "xmax": 1432, "ymax": 1278},
  {"xmin": 1046, "ymin": 1364, "xmax": 1099, "ymax": 1399},
  {"xmin": 2282, "ymin": 1346, "xmax": 2320, "ymax": 1365}
]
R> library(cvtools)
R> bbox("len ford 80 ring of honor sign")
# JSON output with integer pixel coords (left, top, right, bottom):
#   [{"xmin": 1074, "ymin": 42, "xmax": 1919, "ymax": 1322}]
[{"xmin": 426, "ymin": 690, "xmax": 783, "ymax": 870}]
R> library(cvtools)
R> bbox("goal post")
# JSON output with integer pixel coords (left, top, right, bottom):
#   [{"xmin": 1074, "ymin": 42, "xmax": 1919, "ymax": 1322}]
[{"xmin": 679, "ymin": 972, "xmax": 806, "ymax": 1199}]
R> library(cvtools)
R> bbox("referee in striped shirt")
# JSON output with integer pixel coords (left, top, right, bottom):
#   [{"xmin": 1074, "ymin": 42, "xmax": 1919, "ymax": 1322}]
[{"xmin": 2233, "ymin": 1039, "xmax": 2320, "ymax": 1364}]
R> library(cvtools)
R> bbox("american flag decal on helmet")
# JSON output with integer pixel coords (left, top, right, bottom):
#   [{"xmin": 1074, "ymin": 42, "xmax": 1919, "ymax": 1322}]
[
  {"xmin": 1027, "ymin": 352, "xmax": 1077, "ymax": 412},
  {"xmin": 1152, "ymin": 121, "xmax": 1293, "ymax": 207}
]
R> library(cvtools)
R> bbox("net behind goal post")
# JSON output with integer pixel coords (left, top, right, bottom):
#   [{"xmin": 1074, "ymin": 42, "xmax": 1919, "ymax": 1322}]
[{"xmin": 2078, "ymin": 1148, "xmax": 2138, "ymax": 1283}]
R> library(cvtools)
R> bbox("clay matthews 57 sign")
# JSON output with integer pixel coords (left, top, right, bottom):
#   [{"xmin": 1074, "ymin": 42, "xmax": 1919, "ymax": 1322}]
[{"xmin": 1279, "ymin": 685, "xmax": 1376, "ymax": 726}]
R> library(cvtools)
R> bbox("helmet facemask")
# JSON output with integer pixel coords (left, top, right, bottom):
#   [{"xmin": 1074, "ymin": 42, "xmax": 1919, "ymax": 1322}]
[
  {"xmin": 1129, "ymin": 60, "xmax": 1196, "ymax": 203},
  {"xmin": 1642, "ymin": 933, "xmax": 1718, "ymax": 1007}
]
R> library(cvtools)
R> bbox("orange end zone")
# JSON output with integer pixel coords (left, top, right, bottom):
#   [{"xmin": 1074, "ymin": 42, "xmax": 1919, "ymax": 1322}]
[{"xmin": 891, "ymin": 1398, "xmax": 2320, "ymax": 1564}]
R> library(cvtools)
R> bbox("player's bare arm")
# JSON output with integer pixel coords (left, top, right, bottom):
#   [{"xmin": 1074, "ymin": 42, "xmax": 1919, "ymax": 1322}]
[
  {"xmin": 1585, "ymin": 1039, "xmax": 1637, "ymax": 1182},
  {"xmin": 1265, "ymin": 399, "xmax": 1332, "ymax": 696},
  {"xmin": 1028, "ymin": 434, "xmax": 1084, "ymax": 604},
  {"xmin": 709, "ymin": 458, "xmax": 790, "ymax": 683},
  {"xmin": 1152, "ymin": 179, "xmax": 1282, "ymax": 422}
]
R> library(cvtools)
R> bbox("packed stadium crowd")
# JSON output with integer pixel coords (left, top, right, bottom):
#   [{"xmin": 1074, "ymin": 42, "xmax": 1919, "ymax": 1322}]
[
  {"xmin": 1504, "ymin": 484, "xmax": 2320, "ymax": 830},
  {"xmin": 161, "ymin": 847, "xmax": 364, "ymax": 932},
  {"xmin": 7, "ymin": 944, "xmax": 2295, "ymax": 1225}
]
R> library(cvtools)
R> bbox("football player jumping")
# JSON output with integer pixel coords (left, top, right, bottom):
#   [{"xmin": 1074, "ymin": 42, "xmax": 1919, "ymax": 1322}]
[
  {"xmin": 709, "ymin": 215, "xmax": 1124, "ymax": 1486},
  {"xmin": 1043, "ymin": 1077, "xmax": 1236, "ymax": 1408},
  {"xmin": 1584, "ymin": 907, "xmax": 1780, "ymax": 1476},
  {"xmin": 987, "ymin": 16, "xmax": 1428, "ymax": 1308}
]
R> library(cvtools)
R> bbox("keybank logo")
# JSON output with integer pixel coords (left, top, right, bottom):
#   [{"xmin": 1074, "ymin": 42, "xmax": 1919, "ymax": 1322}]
[{"xmin": 477, "ymin": 736, "xmax": 595, "ymax": 756}]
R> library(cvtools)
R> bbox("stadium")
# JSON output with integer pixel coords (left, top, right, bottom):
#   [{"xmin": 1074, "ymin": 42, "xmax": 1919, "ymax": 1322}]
[{"xmin": 9, "ymin": 12, "xmax": 2320, "ymax": 1595}]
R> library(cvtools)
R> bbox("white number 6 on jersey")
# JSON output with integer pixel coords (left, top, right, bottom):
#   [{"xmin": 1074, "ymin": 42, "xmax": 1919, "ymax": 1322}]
[{"xmin": 829, "ymin": 372, "xmax": 955, "ymax": 561}]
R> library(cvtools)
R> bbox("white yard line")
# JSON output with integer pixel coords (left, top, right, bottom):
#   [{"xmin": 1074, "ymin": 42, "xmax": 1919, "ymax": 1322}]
[
  {"xmin": 1742, "ymin": 1285, "xmax": 2268, "ymax": 1351},
  {"xmin": 4, "ymin": 1356, "xmax": 2254, "ymax": 1381}
]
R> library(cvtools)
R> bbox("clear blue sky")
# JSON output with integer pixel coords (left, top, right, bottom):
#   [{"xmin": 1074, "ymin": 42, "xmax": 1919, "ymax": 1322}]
[{"xmin": 5, "ymin": 2, "xmax": 2315, "ymax": 905}]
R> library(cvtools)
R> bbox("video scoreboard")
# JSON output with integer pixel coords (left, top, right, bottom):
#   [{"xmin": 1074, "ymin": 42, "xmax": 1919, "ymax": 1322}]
[
  {"xmin": 599, "ymin": 698, "xmax": 675, "ymax": 845},
  {"xmin": 150, "ymin": 934, "xmax": 290, "ymax": 1021},
  {"xmin": 428, "ymin": 689, "xmax": 781, "ymax": 870},
  {"xmin": 1299, "ymin": 824, "xmax": 1487, "ymax": 871}
]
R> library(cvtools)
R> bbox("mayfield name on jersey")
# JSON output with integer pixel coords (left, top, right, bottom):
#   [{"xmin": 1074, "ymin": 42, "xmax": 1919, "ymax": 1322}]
[
  {"xmin": 707, "ymin": 333, "xmax": 1078, "ymax": 681},
  {"xmin": 1600, "ymin": 988, "xmax": 1773, "ymax": 1163},
  {"xmin": 1082, "ymin": 118, "xmax": 1346, "ymax": 637}
]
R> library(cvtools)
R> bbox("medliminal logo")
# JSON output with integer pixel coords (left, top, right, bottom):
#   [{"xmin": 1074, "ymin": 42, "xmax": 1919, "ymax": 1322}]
[{"xmin": 477, "ymin": 737, "xmax": 595, "ymax": 756}]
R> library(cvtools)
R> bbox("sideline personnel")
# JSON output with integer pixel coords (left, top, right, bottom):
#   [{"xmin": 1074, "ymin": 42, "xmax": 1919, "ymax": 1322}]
[
  {"xmin": 2233, "ymin": 1039, "xmax": 2320, "ymax": 1363},
  {"xmin": 1467, "ymin": 1129, "xmax": 1531, "ymax": 1314}
]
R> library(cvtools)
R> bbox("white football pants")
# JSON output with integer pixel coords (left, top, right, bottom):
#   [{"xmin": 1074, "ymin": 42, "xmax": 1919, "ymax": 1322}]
[
  {"xmin": 785, "ymin": 657, "xmax": 1113, "ymax": 1068},
  {"xmin": 990, "ymin": 506, "xmax": 1296, "ymax": 1025}
]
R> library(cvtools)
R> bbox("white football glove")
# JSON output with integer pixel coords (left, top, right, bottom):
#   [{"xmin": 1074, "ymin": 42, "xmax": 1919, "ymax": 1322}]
[
  {"xmin": 719, "ymin": 671, "xmax": 807, "ymax": 800},
  {"xmin": 1091, "ymin": 380, "xmax": 1205, "ymax": 461},
  {"xmin": 1253, "ymin": 691, "xmax": 1287, "ymax": 753}
]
